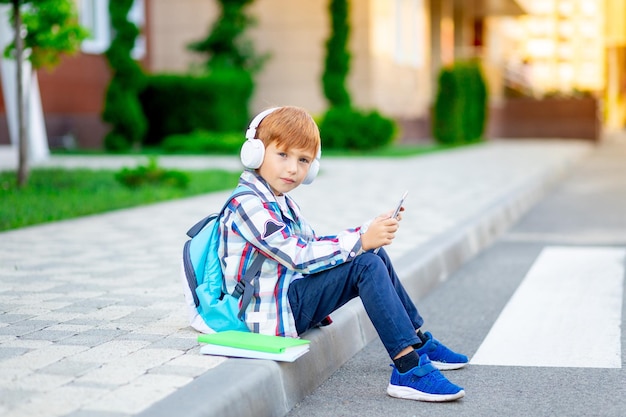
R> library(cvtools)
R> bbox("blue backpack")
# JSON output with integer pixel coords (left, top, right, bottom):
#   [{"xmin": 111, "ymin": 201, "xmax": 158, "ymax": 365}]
[{"xmin": 181, "ymin": 185, "xmax": 265, "ymax": 333}]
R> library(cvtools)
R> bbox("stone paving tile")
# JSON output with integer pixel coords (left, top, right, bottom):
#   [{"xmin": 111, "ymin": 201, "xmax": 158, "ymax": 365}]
[
  {"xmin": 0, "ymin": 141, "xmax": 593, "ymax": 416},
  {"xmin": 58, "ymin": 328, "xmax": 130, "ymax": 347},
  {"xmin": 0, "ymin": 314, "xmax": 35, "ymax": 326},
  {"xmin": 69, "ymin": 340, "xmax": 151, "ymax": 364},
  {"xmin": 5, "ymin": 384, "xmax": 110, "ymax": 417},
  {"xmin": 20, "ymin": 330, "xmax": 79, "ymax": 342},
  {"xmin": 65, "ymin": 410, "xmax": 128, "ymax": 417},
  {"xmin": 0, "ymin": 346, "xmax": 30, "ymax": 360},
  {"xmin": 76, "ymin": 373, "xmax": 194, "ymax": 415},
  {"xmin": 0, "ymin": 338, "xmax": 53, "ymax": 350},
  {"xmin": 0, "ymin": 387, "xmax": 36, "ymax": 410},
  {"xmin": 39, "ymin": 359, "xmax": 102, "ymax": 377},
  {"xmin": 8, "ymin": 372, "xmax": 75, "ymax": 392}
]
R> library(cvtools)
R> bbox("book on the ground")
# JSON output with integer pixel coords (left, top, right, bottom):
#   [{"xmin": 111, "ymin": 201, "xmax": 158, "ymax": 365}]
[
  {"xmin": 199, "ymin": 342, "xmax": 310, "ymax": 362},
  {"xmin": 198, "ymin": 330, "xmax": 311, "ymax": 362}
]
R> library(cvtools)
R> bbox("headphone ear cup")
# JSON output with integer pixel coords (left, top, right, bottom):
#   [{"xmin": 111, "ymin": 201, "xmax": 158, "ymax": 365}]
[
  {"xmin": 302, "ymin": 158, "xmax": 320, "ymax": 185},
  {"xmin": 240, "ymin": 138, "xmax": 265, "ymax": 169}
]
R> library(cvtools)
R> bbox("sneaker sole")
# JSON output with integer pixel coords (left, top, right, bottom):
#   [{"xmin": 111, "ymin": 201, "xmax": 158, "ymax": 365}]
[
  {"xmin": 431, "ymin": 360, "xmax": 468, "ymax": 371},
  {"xmin": 387, "ymin": 384, "xmax": 465, "ymax": 402}
]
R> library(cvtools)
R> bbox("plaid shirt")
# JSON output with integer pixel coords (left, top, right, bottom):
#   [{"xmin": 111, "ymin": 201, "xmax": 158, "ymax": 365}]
[{"xmin": 218, "ymin": 170, "xmax": 364, "ymax": 337}]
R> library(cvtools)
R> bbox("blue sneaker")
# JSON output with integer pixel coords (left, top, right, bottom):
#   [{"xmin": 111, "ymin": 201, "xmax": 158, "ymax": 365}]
[
  {"xmin": 416, "ymin": 332, "xmax": 468, "ymax": 370},
  {"xmin": 387, "ymin": 354, "xmax": 465, "ymax": 402}
]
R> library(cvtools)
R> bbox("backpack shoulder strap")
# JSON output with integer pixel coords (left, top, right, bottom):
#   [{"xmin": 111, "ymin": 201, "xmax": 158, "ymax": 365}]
[
  {"xmin": 227, "ymin": 184, "xmax": 256, "ymax": 212},
  {"xmin": 232, "ymin": 253, "xmax": 266, "ymax": 319},
  {"xmin": 185, "ymin": 185, "xmax": 254, "ymax": 238}
]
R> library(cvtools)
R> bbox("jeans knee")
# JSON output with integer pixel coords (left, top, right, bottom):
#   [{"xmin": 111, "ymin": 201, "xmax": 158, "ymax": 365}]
[
  {"xmin": 356, "ymin": 251, "xmax": 383, "ymax": 267},
  {"xmin": 353, "ymin": 252, "xmax": 387, "ymax": 282},
  {"xmin": 374, "ymin": 247, "xmax": 390, "ymax": 262}
]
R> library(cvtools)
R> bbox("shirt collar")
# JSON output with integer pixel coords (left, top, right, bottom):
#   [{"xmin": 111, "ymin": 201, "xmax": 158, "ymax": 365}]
[{"xmin": 239, "ymin": 170, "xmax": 298, "ymax": 221}]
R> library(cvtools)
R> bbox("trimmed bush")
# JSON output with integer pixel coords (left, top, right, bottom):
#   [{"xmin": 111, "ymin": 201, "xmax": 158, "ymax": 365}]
[
  {"xmin": 102, "ymin": 80, "xmax": 147, "ymax": 150},
  {"xmin": 140, "ymin": 69, "xmax": 253, "ymax": 145},
  {"xmin": 432, "ymin": 60, "xmax": 488, "ymax": 145},
  {"xmin": 162, "ymin": 130, "xmax": 243, "ymax": 154},
  {"xmin": 432, "ymin": 67, "xmax": 461, "ymax": 144},
  {"xmin": 115, "ymin": 157, "xmax": 189, "ymax": 189},
  {"xmin": 319, "ymin": 106, "xmax": 396, "ymax": 150},
  {"xmin": 461, "ymin": 62, "xmax": 488, "ymax": 141}
]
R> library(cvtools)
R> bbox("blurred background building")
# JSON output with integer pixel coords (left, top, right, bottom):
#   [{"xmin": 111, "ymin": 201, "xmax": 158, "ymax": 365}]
[
  {"xmin": 0, "ymin": 0, "xmax": 624, "ymax": 148},
  {"xmin": 485, "ymin": 0, "xmax": 626, "ymax": 135}
]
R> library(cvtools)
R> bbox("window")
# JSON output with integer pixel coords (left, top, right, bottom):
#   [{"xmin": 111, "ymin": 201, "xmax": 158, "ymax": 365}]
[
  {"xmin": 128, "ymin": 0, "xmax": 146, "ymax": 59},
  {"xmin": 79, "ymin": 0, "xmax": 145, "ymax": 59},
  {"xmin": 79, "ymin": 0, "xmax": 111, "ymax": 54}
]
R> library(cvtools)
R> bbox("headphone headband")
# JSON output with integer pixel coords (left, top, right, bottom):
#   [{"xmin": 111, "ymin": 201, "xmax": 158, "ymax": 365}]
[{"xmin": 245, "ymin": 107, "xmax": 280, "ymax": 141}]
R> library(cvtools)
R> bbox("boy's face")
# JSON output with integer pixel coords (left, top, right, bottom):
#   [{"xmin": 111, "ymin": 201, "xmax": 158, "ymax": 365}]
[{"xmin": 257, "ymin": 141, "xmax": 316, "ymax": 196}]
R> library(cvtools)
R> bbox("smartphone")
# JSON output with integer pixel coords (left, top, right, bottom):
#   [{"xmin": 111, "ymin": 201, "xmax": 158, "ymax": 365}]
[
  {"xmin": 391, "ymin": 190, "xmax": 409, "ymax": 219},
  {"xmin": 373, "ymin": 190, "xmax": 408, "ymax": 254}
]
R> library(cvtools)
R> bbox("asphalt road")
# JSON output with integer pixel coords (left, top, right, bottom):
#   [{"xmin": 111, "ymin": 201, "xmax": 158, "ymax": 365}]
[{"xmin": 286, "ymin": 137, "xmax": 626, "ymax": 417}]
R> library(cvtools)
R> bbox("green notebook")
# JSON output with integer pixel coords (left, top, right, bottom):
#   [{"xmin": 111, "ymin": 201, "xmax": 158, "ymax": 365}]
[{"xmin": 197, "ymin": 330, "xmax": 310, "ymax": 354}]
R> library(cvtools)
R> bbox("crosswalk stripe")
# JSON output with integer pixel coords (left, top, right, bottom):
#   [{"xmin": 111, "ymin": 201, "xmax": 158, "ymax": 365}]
[{"xmin": 471, "ymin": 246, "xmax": 625, "ymax": 368}]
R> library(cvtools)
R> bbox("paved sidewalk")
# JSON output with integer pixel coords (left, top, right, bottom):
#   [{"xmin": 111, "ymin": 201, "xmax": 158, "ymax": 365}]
[{"xmin": 0, "ymin": 140, "xmax": 592, "ymax": 417}]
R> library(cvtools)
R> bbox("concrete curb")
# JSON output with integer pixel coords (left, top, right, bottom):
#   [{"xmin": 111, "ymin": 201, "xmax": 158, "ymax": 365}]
[{"xmin": 136, "ymin": 153, "xmax": 578, "ymax": 417}]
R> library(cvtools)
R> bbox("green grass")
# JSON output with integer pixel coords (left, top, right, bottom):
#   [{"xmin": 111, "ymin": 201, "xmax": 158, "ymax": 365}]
[{"xmin": 0, "ymin": 168, "xmax": 240, "ymax": 231}]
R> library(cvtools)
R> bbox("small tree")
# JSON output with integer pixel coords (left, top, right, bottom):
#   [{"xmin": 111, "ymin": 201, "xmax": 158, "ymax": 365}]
[
  {"xmin": 319, "ymin": 0, "xmax": 396, "ymax": 150},
  {"xmin": 102, "ymin": 0, "xmax": 147, "ymax": 151},
  {"xmin": 183, "ymin": 0, "xmax": 266, "ymax": 133},
  {"xmin": 188, "ymin": 0, "xmax": 267, "ymax": 74},
  {"xmin": 1, "ymin": 0, "xmax": 87, "ymax": 187},
  {"xmin": 322, "ymin": 0, "xmax": 351, "ymax": 108}
]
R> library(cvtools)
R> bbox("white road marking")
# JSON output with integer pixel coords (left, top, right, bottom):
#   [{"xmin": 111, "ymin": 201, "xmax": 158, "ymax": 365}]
[{"xmin": 471, "ymin": 246, "xmax": 625, "ymax": 368}]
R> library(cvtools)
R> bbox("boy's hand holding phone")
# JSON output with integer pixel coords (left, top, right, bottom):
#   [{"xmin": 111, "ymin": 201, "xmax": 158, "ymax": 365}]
[
  {"xmin": 361, "ymin": 215, "xmax": 400, "ymax": 251},
  {"xmin": 361, "ymin": 191, "xmax": 408, "ymax": 252}
]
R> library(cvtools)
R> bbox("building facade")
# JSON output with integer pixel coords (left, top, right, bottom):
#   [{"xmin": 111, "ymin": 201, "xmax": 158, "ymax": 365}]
[{"xmin": 9, "ymin": 0, "xmax": 618, "ymax": 150}]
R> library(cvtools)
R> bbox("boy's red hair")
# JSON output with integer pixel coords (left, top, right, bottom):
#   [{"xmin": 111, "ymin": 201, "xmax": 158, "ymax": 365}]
[{"xmin": 255, "ymin": 106, "xmax": 320, "ymax": 157}]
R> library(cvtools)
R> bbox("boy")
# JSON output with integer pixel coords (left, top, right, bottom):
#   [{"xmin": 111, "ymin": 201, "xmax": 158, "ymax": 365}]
[{"xmin": 218, "ymin": 106, "xmax": 468, "ymax": 402}]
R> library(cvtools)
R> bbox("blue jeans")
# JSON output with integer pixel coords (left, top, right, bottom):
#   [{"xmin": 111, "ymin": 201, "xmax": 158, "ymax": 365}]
[{"xmin": 287, "ymin": 248, "xmax": 423, "ymax": 359}]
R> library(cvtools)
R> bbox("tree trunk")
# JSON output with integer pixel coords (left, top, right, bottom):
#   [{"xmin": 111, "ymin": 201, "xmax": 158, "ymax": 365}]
[{"xmin": 13, "ymin": 0, "xmax": 28, "ymax": 187}]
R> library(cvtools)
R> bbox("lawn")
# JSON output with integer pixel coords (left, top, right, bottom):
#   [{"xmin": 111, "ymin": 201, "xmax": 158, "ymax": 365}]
[{"xmin": 0, "ymin": 167, "xmax": 241, "ymax": 231}]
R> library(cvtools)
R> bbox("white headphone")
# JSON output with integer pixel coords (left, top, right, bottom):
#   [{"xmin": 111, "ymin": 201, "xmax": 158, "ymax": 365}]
[{"xmin": 240, "ymin": 107, "xmax": 321, "ymax": 185}]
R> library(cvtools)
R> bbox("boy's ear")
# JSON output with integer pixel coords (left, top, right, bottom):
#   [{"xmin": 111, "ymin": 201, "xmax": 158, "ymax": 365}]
[{"xmin": 302, "ymin": 148, "xmax": 321, "ymax": 185}]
